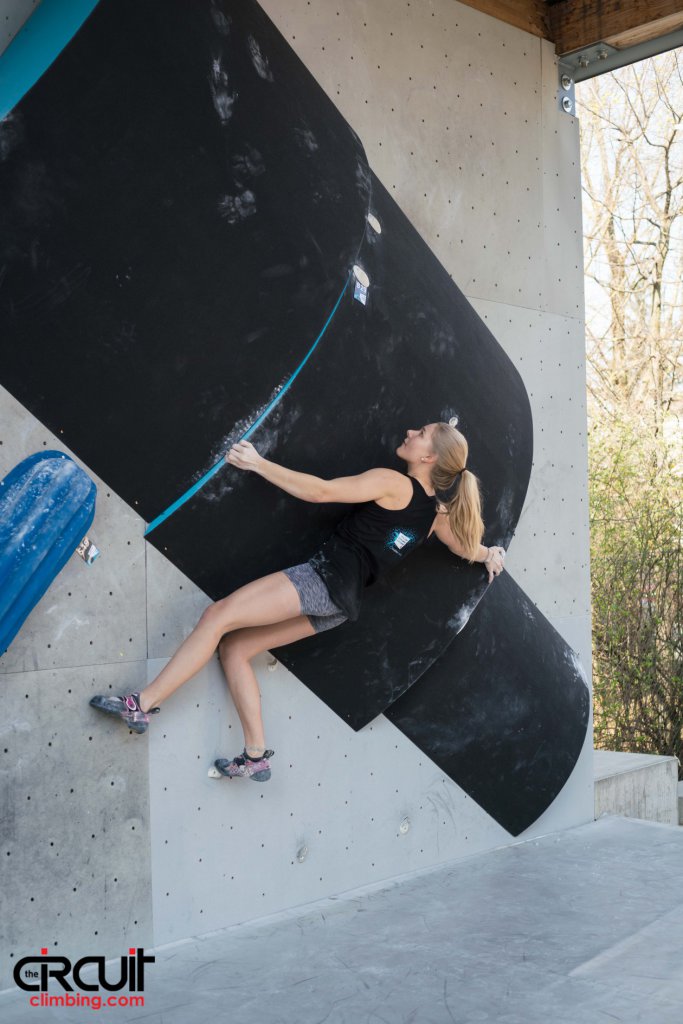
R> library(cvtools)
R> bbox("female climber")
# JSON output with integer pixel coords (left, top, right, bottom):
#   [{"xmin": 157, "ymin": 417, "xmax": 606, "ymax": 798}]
[{"xmin": 90, "ymin": 421, "xmax": 506, "ymax": 782}]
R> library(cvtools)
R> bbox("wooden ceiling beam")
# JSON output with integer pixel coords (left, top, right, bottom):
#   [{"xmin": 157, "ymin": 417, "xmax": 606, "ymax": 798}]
[
  {"xmin": 548, "ymin": 0, "xmax": 683, "ymax": 55},
  {"xmin": 452, "ymin": 0, "xmax": 683, "ymax": 57},
  {"xmin": 453, "ymin": 1, "xmax": 550, "ymax": 41}
]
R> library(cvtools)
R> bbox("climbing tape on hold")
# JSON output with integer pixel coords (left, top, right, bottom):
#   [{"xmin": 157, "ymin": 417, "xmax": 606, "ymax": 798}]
[{"xmin": 144, "ymin": 273, "xmax": 352, "ymax": 536}]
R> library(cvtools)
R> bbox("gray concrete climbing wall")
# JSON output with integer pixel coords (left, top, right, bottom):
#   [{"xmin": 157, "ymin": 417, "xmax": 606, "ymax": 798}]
[
  {"xmin": 0, "ymin": 386, "xmax": 154, "ymax": 991},
  {"xmin": 0, "ymin": 0, "xmax": 41, "ymax": 50},
  {"xmin": 0, "ymin": 0, "xmax": 592, "ymax": 992}
]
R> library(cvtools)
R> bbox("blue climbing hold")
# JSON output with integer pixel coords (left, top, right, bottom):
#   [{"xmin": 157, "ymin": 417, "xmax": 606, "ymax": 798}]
[{"xmin": 0, "ymin": 451, "xmax": 96, "ymax": 655}]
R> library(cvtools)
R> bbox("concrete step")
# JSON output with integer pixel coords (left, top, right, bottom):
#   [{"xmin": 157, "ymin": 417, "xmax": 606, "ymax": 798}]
[{"xmin": 594, "ymin": 749, "xmax": 680, "ymax": 825}]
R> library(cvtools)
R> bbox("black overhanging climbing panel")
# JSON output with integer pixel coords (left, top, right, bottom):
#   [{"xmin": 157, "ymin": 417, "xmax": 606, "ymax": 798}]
[{"xmin": 0, "ymin": 0, "xmax": 589, "ymax": 835}]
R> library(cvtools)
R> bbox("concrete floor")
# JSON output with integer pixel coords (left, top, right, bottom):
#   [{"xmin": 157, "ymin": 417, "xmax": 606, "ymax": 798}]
[{"xmin": 2, "ymin": 815, "xmax": 682, "ymax": 1023}]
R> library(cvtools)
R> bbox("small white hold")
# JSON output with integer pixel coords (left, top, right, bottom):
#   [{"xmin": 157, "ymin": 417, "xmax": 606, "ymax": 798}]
[
  {"xmin": 267, "ymin": 656, "xmax": 278, "ymax": 671},
  {"xmin": 75, "ymin": 536, "xmax": 100, "ymax": 565},
  {"xmin": 353, "ymin": 280, "xmax": 368, "ymax": 306},
  {"xmin": 449, "ymin": 415, "xmax": 459, "ymax": 428},
  {"xmin": 367, "ymin": 213, "xmax": 381, "ymax": 234},
  {"xmin": 207, "ymin": 766, "xmax": 222, "ymax": 779},
  {"xmin": 352, "ymin": 264, "xmax": 370, "ymax": 288}
]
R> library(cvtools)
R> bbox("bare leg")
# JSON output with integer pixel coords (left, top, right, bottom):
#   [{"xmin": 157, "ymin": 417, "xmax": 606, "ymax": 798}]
[
  {"xmin": 138, "ymin": 570, "xmax": 303, "ymax": 713},
  {"xmin": 217, "ymin": 615, "xmax": 316, "ymax": 753}
]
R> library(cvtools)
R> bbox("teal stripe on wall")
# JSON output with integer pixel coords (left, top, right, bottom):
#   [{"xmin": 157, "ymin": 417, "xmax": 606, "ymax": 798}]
[{"xmin": 0, "ymin": 0, "xmax": 101, "ymax": 119}]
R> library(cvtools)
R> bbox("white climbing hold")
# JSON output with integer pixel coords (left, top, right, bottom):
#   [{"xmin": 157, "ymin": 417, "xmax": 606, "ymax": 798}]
[{"xmin": 352, "ymin": 264, "xmax": 370, "ymax": 289}]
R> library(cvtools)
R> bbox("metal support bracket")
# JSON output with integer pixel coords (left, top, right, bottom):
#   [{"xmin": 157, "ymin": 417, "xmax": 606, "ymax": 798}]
[{"xmin": 557, "ymin": 62, "xmax": 576, "ymax": 116}]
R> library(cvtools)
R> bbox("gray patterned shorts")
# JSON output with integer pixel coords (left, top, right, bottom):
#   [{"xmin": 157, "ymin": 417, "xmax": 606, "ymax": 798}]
[{"xmin": 282, "ymin": 562, "xmax": 348, "ymax": 633}]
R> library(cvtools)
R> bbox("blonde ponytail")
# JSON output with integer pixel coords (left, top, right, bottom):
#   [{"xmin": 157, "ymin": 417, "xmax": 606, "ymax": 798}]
[{"xmin": 430, "ymin": 423, "xmax": 485, "ymax": 561}]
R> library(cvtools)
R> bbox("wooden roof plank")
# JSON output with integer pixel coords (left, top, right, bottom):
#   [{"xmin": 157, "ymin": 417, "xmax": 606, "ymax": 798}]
[{"xmin": 452, "ymin": 0, "xmax": 683, "ymax": 57}]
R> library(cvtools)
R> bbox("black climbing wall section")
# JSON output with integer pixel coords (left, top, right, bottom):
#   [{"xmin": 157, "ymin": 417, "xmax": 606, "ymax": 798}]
[
  {"xmin": 0, "ymin": 0, "xmax": 370, "ymax": 513},
  {"xmin": 0, "ymin": 0, "xmax": 589, "ymax": 834},
  {"xmin": 385, "ymin": 572, "xmax": 591, "ymax": 836},
  {"xmin": 272, "ymin": 169, "xmax": 531, "ymax": 728}
]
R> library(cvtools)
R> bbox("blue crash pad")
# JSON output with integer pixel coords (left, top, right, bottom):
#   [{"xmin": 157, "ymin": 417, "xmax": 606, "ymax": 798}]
[{"xmin": 0, "ymin": 451, "xmax": 96, "ymax": 654}]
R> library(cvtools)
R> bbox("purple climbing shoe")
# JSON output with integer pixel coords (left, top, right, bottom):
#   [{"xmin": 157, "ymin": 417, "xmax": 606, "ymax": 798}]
[
  {"xmin": 214, "ymin": 748, "xmax": 274, "ymax": 782},
  {"xmin": 89, "ymin": 691, "xmax": 160, "ymax": 734}
]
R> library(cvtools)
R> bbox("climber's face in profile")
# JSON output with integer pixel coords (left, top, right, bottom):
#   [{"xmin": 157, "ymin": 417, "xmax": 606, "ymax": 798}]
[{"xmin": 396, "ymin": 424, "xmax": 436, "ymax": 463}]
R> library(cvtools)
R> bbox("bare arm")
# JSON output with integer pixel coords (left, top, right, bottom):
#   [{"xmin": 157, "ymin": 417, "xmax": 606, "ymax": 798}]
[
  {"xmin": 430, "ymin": 509, "xmax": 506, "ymax": 583},
  {"xmin": 226, "ymin": 440, "xmax": 404, "ymax": 504}
]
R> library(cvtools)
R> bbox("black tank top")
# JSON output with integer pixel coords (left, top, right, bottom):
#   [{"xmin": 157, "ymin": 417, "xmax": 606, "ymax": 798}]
[{"xmin": 308, "ymin": 475, "xmax": 437, "ymax": 621}]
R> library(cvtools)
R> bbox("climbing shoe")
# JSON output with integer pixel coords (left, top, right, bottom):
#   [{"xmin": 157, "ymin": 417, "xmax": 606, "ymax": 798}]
[
  {"xmin": 90, "ymin": 691, "xmax": 160, "ymax": 734},
  {"xmin": 214, "ymin": 748, "xmax": 274, "ymax": 782}
]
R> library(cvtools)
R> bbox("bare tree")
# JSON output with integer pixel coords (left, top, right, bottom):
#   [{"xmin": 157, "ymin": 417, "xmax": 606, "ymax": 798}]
[
  {"xmin": 579, "ymin": 51, "xmax": 683, "ymax": 446},
  {"xmin": 576, "ymin": 52, "xmax": 683, "ymax": 770}
]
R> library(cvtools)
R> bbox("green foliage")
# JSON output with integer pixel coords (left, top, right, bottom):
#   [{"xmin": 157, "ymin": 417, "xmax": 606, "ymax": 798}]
[{"xmin": 589, "ymin": 417, "xmax": 683, "ymax": 772}]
